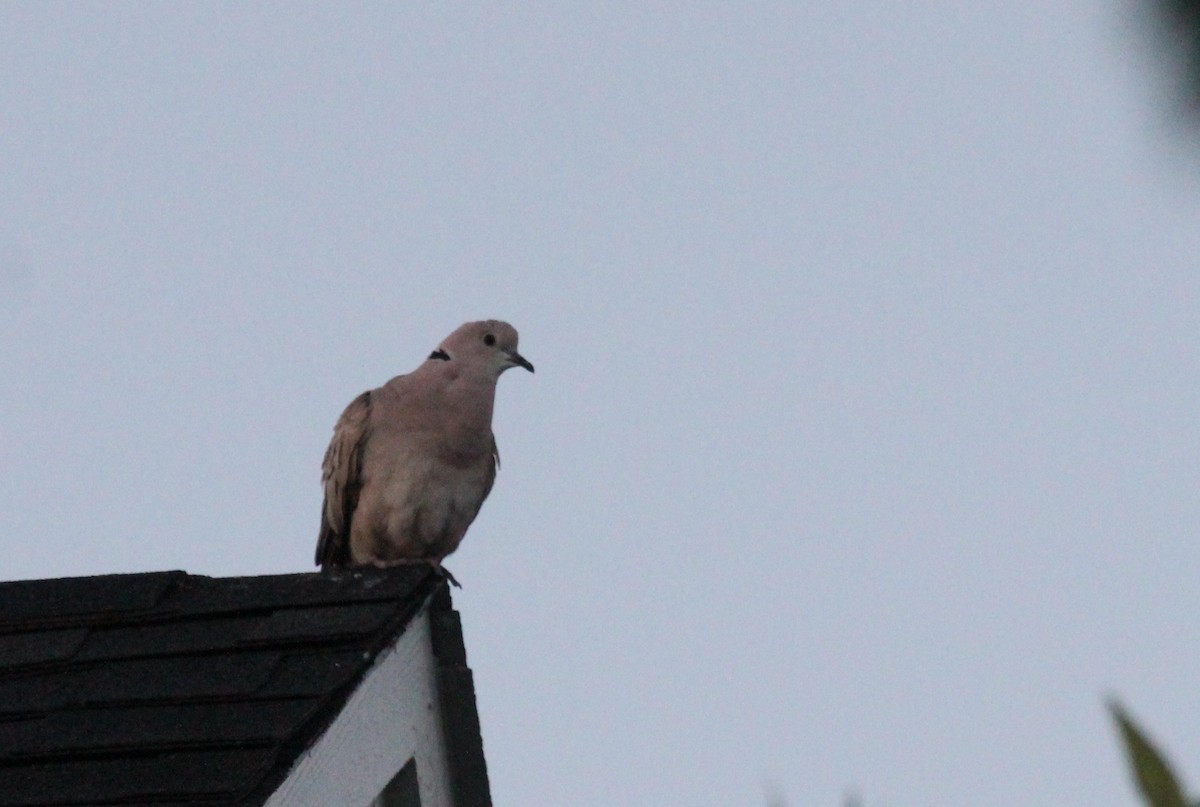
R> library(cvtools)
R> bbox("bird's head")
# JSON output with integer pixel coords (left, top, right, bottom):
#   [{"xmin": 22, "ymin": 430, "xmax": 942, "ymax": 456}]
[{"xmin": 429, "ymin": 320, "xmax": 535, "ymax": 377}]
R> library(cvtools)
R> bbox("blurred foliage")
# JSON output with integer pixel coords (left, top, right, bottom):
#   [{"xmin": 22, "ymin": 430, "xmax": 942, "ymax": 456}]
[
  {"xmin": 1109, "ymin": 699, "xmax": 1200, "ymax": 807},
  {"xmin": 1152, "ymin": 0, "xmax": 1200, "ymax": 112}
]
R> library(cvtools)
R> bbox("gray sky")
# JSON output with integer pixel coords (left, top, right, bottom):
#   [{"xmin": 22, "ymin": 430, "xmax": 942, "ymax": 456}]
[{"xmin": 2, "ymin": 3, "xmax": 1198, "ymax": 805}]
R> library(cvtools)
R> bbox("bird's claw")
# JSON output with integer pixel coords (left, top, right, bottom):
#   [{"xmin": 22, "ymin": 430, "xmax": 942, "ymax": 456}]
[{"xmin": 437, "ymin": 564, "xmax": 462, "ymax": 588}]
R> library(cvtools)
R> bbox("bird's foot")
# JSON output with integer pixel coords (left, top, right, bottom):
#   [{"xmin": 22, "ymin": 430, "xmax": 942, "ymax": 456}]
[
  {"xmin": 367, "ymin": 557, "xmax": 460, "ymax": 587},
  {"xmin": 431, "ymin": 561, "xmax": 461, "ymax": 588}
]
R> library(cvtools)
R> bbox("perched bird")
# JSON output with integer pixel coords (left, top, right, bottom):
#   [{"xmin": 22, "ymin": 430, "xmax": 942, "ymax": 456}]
[{"xmin": 316, "ymin": 320, "xmax": 533, "ymax": 584}]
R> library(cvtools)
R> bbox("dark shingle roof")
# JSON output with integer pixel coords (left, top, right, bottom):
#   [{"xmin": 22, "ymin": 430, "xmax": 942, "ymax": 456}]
[{"xmin": 0, "ymin": 566, "xmax": 447, "ymax": 806}]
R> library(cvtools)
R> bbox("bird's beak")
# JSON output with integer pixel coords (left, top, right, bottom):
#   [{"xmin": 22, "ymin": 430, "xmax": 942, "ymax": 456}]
[{"xmin": 507, "ymin": 350, "xmax": 535, "ymax": 373}]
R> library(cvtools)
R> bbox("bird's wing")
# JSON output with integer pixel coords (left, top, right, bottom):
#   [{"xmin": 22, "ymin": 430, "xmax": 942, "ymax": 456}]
[{"xmin": 315, "ymin": 390, "xmax": 373, "ymax": 569}]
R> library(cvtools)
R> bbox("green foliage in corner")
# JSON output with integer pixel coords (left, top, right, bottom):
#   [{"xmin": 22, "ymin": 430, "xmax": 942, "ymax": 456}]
[
  {"xmin": 1109, "ymin": 699, "xmax": 1199, "ymax": 807},
  {"xmin": 1156, "ymin": 0, "xmax": 1200, "ymax": 98}
]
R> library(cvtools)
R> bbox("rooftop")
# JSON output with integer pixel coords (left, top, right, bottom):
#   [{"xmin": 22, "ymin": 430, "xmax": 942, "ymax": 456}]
[{"xmin": 0, "ymin": 565, "xmax": 485, "ymax": 806}]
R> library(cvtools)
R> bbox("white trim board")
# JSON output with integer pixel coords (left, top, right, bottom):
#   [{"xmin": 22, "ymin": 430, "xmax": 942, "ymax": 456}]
[{"xmin": 264, "ymin": 602, "xmax": 452, "ymax": 807}]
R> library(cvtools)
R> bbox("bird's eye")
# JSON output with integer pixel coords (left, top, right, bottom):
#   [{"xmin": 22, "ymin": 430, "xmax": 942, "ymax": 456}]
[{"xmin": 483, "ymin": 333, "xmax": 496, "ymax": 346}]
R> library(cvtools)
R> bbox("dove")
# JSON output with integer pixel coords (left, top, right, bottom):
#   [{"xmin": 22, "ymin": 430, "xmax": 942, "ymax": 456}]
[{"xmin": 315, "ymin": 320, "xmax": 533, "ymax": 585}]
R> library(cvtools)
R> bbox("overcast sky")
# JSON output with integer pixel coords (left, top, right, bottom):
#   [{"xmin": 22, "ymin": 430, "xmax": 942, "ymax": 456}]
[{"xmin": 3, "ymin": 3, "xmax": 1199, "ymax": 806}]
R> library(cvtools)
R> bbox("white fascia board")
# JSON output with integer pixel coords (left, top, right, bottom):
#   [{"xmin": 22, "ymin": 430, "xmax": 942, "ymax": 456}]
[{"xmin": 264, "ymin": 601, "xmax": 452, "ymax": 807}]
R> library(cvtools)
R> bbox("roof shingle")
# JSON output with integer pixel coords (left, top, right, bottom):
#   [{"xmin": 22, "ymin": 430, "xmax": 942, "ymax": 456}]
[{"xmin": 0, "ymin": 565, "xmax": 444, "ymax": 806}]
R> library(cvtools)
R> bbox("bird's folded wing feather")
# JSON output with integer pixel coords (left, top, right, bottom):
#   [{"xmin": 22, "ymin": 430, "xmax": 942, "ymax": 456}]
[{"xmin": 315, "ymin": 390, "xmax": 373, "ymax": 568}]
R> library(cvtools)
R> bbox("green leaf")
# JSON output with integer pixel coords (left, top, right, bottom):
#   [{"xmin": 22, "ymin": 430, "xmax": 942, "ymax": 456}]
[{"xmin": 1109, "ymin": 699, "xmax": 1191, "ymax": 807}]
